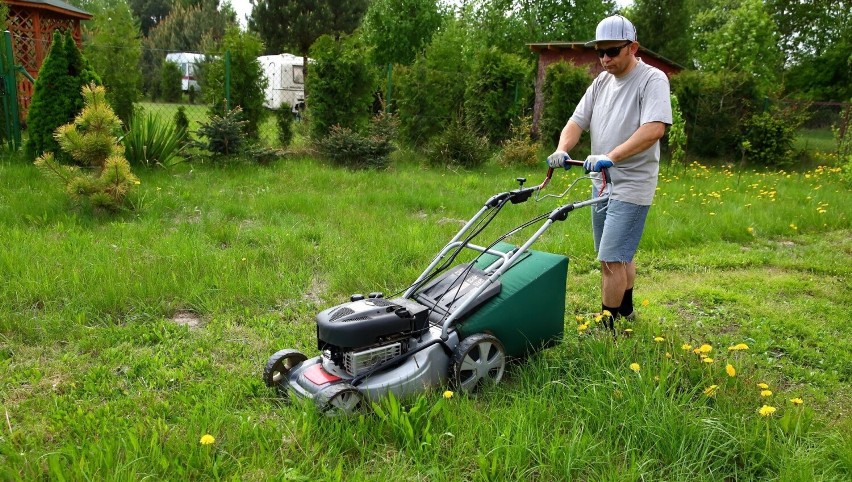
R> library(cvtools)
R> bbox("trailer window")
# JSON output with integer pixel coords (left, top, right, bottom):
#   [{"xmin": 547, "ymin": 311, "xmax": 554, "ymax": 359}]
[{"xmin": 293, "ymin": 65, "xmax": 304, "ymax": 84}]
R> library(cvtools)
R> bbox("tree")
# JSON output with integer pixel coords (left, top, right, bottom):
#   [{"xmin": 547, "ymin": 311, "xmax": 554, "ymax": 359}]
[
  {"xmin": 692, "ymin": 0, "xmax": 783, "ymax": 95},
  {"xmin": 361, "ymin": 0, "xmax": 444, "ymax": 66},
  {"xmin": 767, "ymin": 0, "xmax": 851, "ymax": 64},
  {"xmin": 630, "ymin": 0, "xmax": 694, "ymax": 67},
  {"xmin": 249, "ymin": 0, "xmax": 369, "ymax": 92},
  {"xmin": 128, "ymin": 0, "xmax": 172, "ymax": 36},
  {"xmin": 83, "ymin": 0, "xmax": 143, "ymax": 124}
]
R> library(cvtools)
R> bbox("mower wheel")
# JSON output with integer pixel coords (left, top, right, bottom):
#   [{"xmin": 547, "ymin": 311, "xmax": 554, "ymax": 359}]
[
  {"xmin": 314, "ymin": 383, "xmax": 362, "ymax": 416},
  {"xmin": 451, "ymin": 333, "xmax": 506, "ymax": 393},
  {"xmin": 263, "ymin": 349, "xmax": 307, "ymax": 390}
]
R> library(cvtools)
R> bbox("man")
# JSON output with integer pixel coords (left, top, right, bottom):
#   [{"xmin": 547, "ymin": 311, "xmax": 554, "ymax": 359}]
[{"xmin": 546, "ymin": 15, "xmax": 672, "ymax": 332}]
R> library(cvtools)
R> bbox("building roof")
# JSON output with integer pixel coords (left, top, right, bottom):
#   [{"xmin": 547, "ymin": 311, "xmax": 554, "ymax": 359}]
[
  {"xmin": 5, "ymin": 0, "xmax": 92, "ymax": 19},
  {"xmin": 528, "ymin": 41, "xmax": 685, "ymax": 71}
]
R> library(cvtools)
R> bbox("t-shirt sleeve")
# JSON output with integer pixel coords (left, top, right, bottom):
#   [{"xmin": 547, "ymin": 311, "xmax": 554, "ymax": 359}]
[
  {"xmin": 569, "ymin": 81, "xmax": 597, "ymax": 131},
  {"xmin": 641, "ymin": 74, "xmax": 673, "ymax": 126}
]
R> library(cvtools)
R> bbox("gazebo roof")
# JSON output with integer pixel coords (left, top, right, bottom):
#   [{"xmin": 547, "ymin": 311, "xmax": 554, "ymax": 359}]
[{"xmin": 4, "ymin": 0, "xmax": 92, "ymax": 19}]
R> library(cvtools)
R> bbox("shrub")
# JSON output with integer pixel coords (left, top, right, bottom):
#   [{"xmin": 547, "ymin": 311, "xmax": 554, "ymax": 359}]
[
  {"xmin": 34, "ymin": 84, "xmax": 138, "ymax": 211},
  {"xmin": 463, "ymin": 47, "xmax": 532, "ymax": 143},
  {"xmin": 740, "ymin": 106, "xmax": 809, "ymax": 167},
  {"xmin": 668, "ymin": 94, "xmax": 687, "ymax": 167},
  {"xmin": 174, "ymin": 106, "xmax": 190, "ymax": 139},
  {"xmin": 160, "ymin": 60, "xmax": 183, "ymax": 103},
  {"xmin": 26, "ymin": 31, "xmax": 100, "ymax": 160},
  {"xmin": 307, "ymin": 34, "xmax": 376, "ymax": 140},
  {"xmin": 316, "ymin": 113, "xmax": 398, "ymax": 170},
  {"xmin": 540, "ymin": 61, "xmax": 591, "ymax": 145},
  {"xmin": 276, "ymin": 104, "xmax": 294, "ymax": 147},
  {"xmin": 499, "ymin": 115, "xmax": 541, "ymax": 167},
  {"xmin": 427, "ymin": 117, "xmax": 490, "ymax": 168},
  {"xmin": 194, "ymin": 106, "xmax": 247, "ymax": 157},
  {"xmin": 123, "ymin": 111, "xmax": 185, "ymax": 167}
]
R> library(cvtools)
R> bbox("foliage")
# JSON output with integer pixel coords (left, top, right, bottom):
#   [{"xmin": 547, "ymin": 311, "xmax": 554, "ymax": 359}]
[
  {"xmin": 540, "ymin": 61, "xmax": 592, "ymax": 146},
  {"xmin": 174, "ymin": 106, "xmax": 190, "ymax": 139},
  {"xmin": 123, "ymin": 110, "xmax": 185, "ymax": 167},
  {"xmin": 361, "ymin": 0, "xmax": 444, "ymax": 66},
  {"xmin": 783, "ymin": 30, "xmax": 852, "ymax": 102},
  {"xmin": 275, "ymin": 104, "xmax": 294, "ymax": 147},
  {"xmin": 499, "ymin": 115, "xmax": 541, "ymax": 167},
  {"xmin": 372, "ymin": 392, "xmax": 446, "ymax": 451},
  {"xmin": 159, "ymin": 61, "xmax": 183, "ymax": 103},
  {"xmin": 394, "ymin": 18, "xmax": 471, "ymax": 147},
  {"xmin": 194, "ymin": 105, "xmax": 247, "ymax": 156},
  {"xmin": 692, "ymin": 0, "xmax": 783, "ymax": 95},
  {"xmin": 82, "ymin": 0, "xmax": 142, "ymax": 125},
  {"xmin": 426, "ymin": 116, "xmax": 490, "ymax": 168},
  {"xmin": 33, "ymin": 84, "xmax": 138, "ymax": 211},
  {"xmin": 767, "ymin": 0, "xmax": 851, "ymax": 65},
  {"xmin": 128, "ymin": 0, "xmax": 172, "ymax": 36},
  {"xmin": 670, "ymin": 70, "xmax": 760, "ymax": 158},
  {"xmin": 463, "ymin": 47, "xmax": 532, "ymax": 143},
  {"xmin": 306, "ymin": 34, "xmax": 376, "ymax": 140},
  {"xmin": 26, "ymin": 31, "xmax": 101, "ymax": 160},
  {"xmin": 667, "ymin": 93, "xmax": 687, "ymax": 167},
  {"xmin": 740, "ymin": 105, "xmax": 810, "ymax": 168},
  {"xmin": 833, "ymin": 112, "xmax": 852, "ymax": 184},
  {"xmin": 203, "ymin": 28, "xmax": 268, "ymax": 140},
  {"xmin": 630, "ymin": 0, "xmax": 694, "ymax": 68},
  {"xmin": 315, "ymin": 113, "xmax": 397, "ymax": 170}
]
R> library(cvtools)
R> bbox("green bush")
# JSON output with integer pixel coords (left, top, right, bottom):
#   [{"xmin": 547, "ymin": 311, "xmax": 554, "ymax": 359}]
[
  {"xmin": 540, "ymin": 61, "xmax": 591, "ymax": 146},
  {"xmin": 26, "ymin": 31, "xmax": 100, "ymax": 160},
  {"xmin": 427, "ymin": 117, "xmax": 490, "ymax": 168},
  {"xmin": 160, "ymin": 61, "xmax": 183, "ymax": 103},
  {"xmin": 740, "ymin": 105, "xmax": 810, "ymax": 167},
  {"xmin": 316, "ymin": 113, "xmax": 397, "ymax": 170},
  {"xmin": 123, "ymin": 111, "xmax": 185, "ymax": 167},
  {"xmin": 670, "ymin": 70, "xmax": 760, "ymax": 158},
  {"xmin": 307, "ymin": 34, "xmax": 376, "ymax": 140},
  {"xmin": 194, "ymin": 106, "xmax": 247, "ymax": 157},
  {"xmin": 499, "ymin": 115, "xmax": 541, "ymax": 167},
  {"xmin": 668, "ymin": 94, "xmax": 687, "ymax": 167},
  {"xmin": 276, "ymin": 104, "xmax": 294, "ymax": 147},
  {"xmin": 464, "ymin": 47, "xmax": 532, "ymax": 143},
  {"xmin": 174, "ymin": 106, "xmax": 190, "ymax": 139}
]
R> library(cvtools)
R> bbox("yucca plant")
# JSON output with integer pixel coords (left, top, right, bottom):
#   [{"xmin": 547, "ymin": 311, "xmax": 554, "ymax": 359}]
[{"xmin": 123, "ymin": 111, "xmax": 185, "ymax": 167}]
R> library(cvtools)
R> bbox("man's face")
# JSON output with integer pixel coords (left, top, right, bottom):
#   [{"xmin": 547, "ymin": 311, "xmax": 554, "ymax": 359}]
[{"xmin": 596, "ymin": 40, "xmax": 637, "ymax": 77}]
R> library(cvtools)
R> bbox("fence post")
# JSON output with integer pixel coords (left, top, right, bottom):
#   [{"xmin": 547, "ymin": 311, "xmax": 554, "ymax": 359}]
[
  {"xmin": 224, "ymin": 50, "xmax": 231, "ymax": 112},
  {"xmin": 1, "ymin": 30, "xmax": 22, "ymax": 151}
]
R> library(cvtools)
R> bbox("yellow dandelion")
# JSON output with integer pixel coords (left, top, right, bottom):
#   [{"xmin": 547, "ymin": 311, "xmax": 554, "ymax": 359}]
[
  {"xmin": 577, "ymin": 323, "xmax": 589, "ymax": 331},
  {"xmin": 728, "ymin": 343, "xmax": 749, "ymax": 351},
  {"xmin": 726, "ymin": 364, "xmax": 736, "ymax": 377},
  {"xmin": 789, "ymin": 398, "xmax": 803, "ymax": 405},
  {"xmin": 789, "ymin": 223, "xmax": 797, "ymax": 230},
  {"xmin": 693, "ymin": 348, "xmax": 702, "ymax": 355},
  {"xmin": 747, "ymin": 226, "xmax": 754, "ymax": 234},
  {"xmin": 575, "ymin": 315, "xmax": 585, "ymax": 322},
  {"xmin": 654, "ymin": 336, "xmax": 665, "ymax": 343},
  {"xmin": 602, "ymin": 309, "xmax": 612, "ymax": 317},
  {"xmin": 641, "ymin": 299, "xmax": 650, "ymax": 307},
  {"xmin": 134, "ymin": 180, "xmax": 141, "ymax": 185},
  {"xmin": 665, "ymin": 352, "xmax": 672, "ymax": 359},
  {"xmin": 443, "ymin": 390, "xmax": 454, "ymax": 399},
  {"xmin": 703, "ymin": 384, "xmax": 719, "ymax": 396},
  {"xmin": 629, "ymin": 363, "xmax": 641, "ymax": 373},
  {"xmin": 699, "ymin": 344, "xmax": 713, "ymax": 354},
  {"xmin": 758, "ymin": 405, "xmax": 777, "ymax": 417},
  {"xmin": 757, "ymin": 382, "xmax": 769, "ymax": 389},
  {"xmin": 702, "ymin": 357, "xmax": 714, "ymax": 364},
  {"xmin": 200, "ymin": 434, "xmax": 215, "ymax": 445},
  {"xmin": 594, "ymin": 314, "xmax": 603, "ymax": 322},
  {"xmin": 682, "ymin": 343, "xmax": 693, "ymax": 351},
  {"xmin": 760, "ymin": 390, "xmax": 773, "ymax": 397}
]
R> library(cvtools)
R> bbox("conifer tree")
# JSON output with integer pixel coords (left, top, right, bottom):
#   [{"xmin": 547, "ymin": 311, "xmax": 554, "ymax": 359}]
[{"xmin": 34, "ymin": 84, "xmax": 139, "ymax": 211}]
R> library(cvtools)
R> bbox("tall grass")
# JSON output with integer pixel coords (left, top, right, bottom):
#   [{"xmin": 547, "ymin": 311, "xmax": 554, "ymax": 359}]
[{"xmin": 0, "ymin": 155, "xmax": 850, "ymax": 480}]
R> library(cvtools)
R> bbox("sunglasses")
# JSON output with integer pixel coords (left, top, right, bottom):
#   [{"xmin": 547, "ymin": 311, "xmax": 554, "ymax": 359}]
[{"xmin": 596, "ymin": 42, "xmax": 633, "ymax": 58}]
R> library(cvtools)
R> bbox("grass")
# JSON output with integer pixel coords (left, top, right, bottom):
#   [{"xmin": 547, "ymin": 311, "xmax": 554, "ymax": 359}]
[
  {"xmin": 138, "ymin": 101, "xmax": 284, "ymax": 146},
  {"xmin": 1, "ymin": 152, "xmax": 850, "ymax": 480},
  {"xmin": 795, "ymin": 127, "xmax": 837, "ymax": 154}
]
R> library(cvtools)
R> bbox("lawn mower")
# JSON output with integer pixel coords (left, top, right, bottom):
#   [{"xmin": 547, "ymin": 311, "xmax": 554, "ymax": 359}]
[{"xmin": 263, "ymin": 160, "xmax": 611, "ymax": 414}]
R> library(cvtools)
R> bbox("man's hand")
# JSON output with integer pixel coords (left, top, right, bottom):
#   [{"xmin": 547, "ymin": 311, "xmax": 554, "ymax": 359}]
[
  {"xmin": 546, "ymin": 150, "xmax": 571, "ymax": 169},
  {"xmin": 583, "ymin": 155, "xmax": 614, "ymax": 172}
]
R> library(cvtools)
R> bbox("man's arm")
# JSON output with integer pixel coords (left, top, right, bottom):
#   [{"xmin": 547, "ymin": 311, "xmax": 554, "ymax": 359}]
[
  {"xmin": 607, "ymin": 121, "xmax": 666, "ymax": 163},
  {"xmin": 556, "ymin": 120, "xmax": 584, "ymax": 153}
]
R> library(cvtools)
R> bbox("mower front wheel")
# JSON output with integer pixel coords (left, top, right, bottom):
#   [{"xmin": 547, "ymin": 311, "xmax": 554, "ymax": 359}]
[
  {"xmin": 451, "ymin": 333, "xmax": 506, "ymax": 393},
  {"xmin": 263, "ymin": 349, "xmax": 307, "ymax": 391},
  {"xmin": 315, "ymin": 383, "xmax": 363, "ymax": 416}
]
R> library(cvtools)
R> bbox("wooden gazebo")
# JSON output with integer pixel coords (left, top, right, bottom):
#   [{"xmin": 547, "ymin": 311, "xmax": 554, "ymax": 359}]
[{"xmin": 3, "ymin": 0, "xmax": 92, "ymax": 117}]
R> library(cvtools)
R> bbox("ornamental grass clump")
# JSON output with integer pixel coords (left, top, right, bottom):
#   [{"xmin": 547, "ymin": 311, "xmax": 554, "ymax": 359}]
[{"xmin": 34, "ymin": 84, "xmax": 139, "ymax": 211}]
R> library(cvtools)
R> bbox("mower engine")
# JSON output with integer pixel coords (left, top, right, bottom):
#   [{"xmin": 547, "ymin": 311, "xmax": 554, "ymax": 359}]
[{"xmin": 315, "ymin": 295, "xmax": 430, "ymax": 377}]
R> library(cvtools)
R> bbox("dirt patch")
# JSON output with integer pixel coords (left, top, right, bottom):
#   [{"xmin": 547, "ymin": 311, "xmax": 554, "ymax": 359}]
[
  {"xmin": 302, "ymin": 276, "xmax": 327, "ymax": 305},
  {"xmin": 171, "ymin": 311, "xmax": 202, "ymax": 329}
]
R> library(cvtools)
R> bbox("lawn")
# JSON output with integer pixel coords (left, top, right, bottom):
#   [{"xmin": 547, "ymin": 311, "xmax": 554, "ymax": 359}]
[
  {"xmin": 138, "ymin": 101, "xmax": 284, "ymax": 146},
  {"xmin": 1, "ymin": 154, "xmax": 850, "ymax": 480}
]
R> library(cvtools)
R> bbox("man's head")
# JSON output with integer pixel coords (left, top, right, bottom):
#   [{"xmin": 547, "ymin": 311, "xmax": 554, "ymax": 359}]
[{"xmin": 586, "ymin": 15, "xmax": 639, "ymax": 77}]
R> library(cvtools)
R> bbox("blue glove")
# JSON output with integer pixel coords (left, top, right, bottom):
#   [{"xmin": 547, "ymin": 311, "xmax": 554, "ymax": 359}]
[
  {"xmin": 546, "ymin": 150, "xmax": 571, "ymax": 169},
  {"xmin": 583, "ymin": 155, "xmax": 613, "ymax": 172}
]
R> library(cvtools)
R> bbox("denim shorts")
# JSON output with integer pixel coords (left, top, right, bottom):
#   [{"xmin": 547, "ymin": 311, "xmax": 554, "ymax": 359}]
[{"xmin": 591, "ymin": 198, "xmax": 650, "ymax": 262}]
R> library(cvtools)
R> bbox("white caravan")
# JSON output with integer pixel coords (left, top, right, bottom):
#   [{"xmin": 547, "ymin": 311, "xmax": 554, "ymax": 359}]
[
  {"xmin": 165, "ymin": 52, "xmax": 205, "ymax": 92},
  {"xmin": 258, "ymin": 53, "xmax": 307, "ymax": 113}
]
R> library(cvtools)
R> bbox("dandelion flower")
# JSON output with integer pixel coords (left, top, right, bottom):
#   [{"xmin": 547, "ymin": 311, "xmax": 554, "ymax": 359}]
[
  {"xmin": 577, "ymin": 324, "xmax": 589, "ymax": 331},
  {"xmin": 654, "ymin": 336, "xmax": 665, "ymax": 342},
  {"xmin": 665, "ymin": 352, "xmax": 672, "ymax": 359},
  {"xmin": 760, "ymin": 390, "xmax": 773, "ymax": 397},
  {"xmin": 443, "ymin": 390, "xmax": 454, "ymax": 399},
  {"xmin": 575, "ymin": 315, "xmax": 585, "ymax": 322},
  {"xmin": 704, "ymin": 384, "xmax": 719, "ymax": 396},
  {"xmin": 789, "ymin": 223, "xmax": 797, "ymax": 231},
  {"xmin": 726, "ymin": 364, "xmax": 736, "ymax": 377},
  {"xmin": 789, "ymin": 398, "xmax": 803, "ymax": 405},
  {"xmin": 630, "ymin": 363, "xmax": 641, "ymax": 373},
  {"xmin": 759, "ymin": 405, "xmax": 777, "ymax": 417},
  {"xmin": 200, "ymin": 434, "xmax": 215, "ymax": 445},
  {"xmin": 682, "ymin": 343, "xmax": 693, "ymax": 351},
  {"xmin": 693, "ymin": 348, "xmax": 702, "ymax": 355},
  {"xmin": 728, "ymin": 343, "xmax": 749, "ymax": 351},
  {"xmin": 703, "ymin": 357, "xmax": 714, "ymax": 364},
  {"xmin": 602, "ymin": 309, "xmax": 612, "ymax": 317},
  {"xmin": 757, "ymin": 382, "xmax": 769, "ymax": 389},
  {"xmin": 594, "ymin": 314, "xmax": 603, "ymax": 322},
  {"xmin": 747, "ymin": 227, "xmax": 754, "ymax": 234},
  {"xmin": 699, "ymin": 344, "xmax": 713, "ymax": 354},
  {"xmin": 641, "ymin": 299, "xmax": 650, "ymax": 307}
]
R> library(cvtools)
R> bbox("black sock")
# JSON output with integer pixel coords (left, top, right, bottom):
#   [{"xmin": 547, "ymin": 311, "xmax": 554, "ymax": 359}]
[
  {"xmin": 602, "ymin": 304, "xmax": 620, "ymax": 331},
  {"xmin": 619, "ymin": 288, "xmax": 634, "ymax": 317}
]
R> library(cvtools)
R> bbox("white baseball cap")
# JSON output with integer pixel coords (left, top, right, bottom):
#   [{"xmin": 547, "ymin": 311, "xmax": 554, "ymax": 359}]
[{"xmin": 585, "ymin": 15, "xmax": 637, "ymax": 47}]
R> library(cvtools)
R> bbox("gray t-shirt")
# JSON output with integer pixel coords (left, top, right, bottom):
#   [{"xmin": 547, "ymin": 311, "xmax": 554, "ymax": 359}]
[{"xmin": 570, "ymin": 60, "xmax": 672, "ymax": 205}]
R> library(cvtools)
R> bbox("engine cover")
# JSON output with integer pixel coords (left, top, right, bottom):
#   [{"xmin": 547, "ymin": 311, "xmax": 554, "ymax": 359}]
[{"xmin": 316, "ymin": 297, "xmax": 429, "ymax": 349}]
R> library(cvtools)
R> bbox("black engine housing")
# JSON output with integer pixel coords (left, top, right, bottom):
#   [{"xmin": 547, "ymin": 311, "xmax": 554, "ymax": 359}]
[{"xmin": 316, "ymin": 297, "xmax": 430, "ymax": 350}]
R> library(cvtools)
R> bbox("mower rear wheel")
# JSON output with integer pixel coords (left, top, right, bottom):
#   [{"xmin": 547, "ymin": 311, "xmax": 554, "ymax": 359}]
[
  {"xmin": 263, "ymin": 349, "xmax": 307, "ymax": 390},
  {"xmin": 315, "ymin": 383, "xmax": 363, "ymax": 416},
  {"xmin": 451, "ymin": 333, "xmax": 506, "ymax": 393}
]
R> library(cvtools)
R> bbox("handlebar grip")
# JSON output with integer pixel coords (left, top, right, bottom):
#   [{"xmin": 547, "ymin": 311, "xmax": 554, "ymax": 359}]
[{"xmin": 564, "ymin": 159, "xmax": 585, "ymax": 167}]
